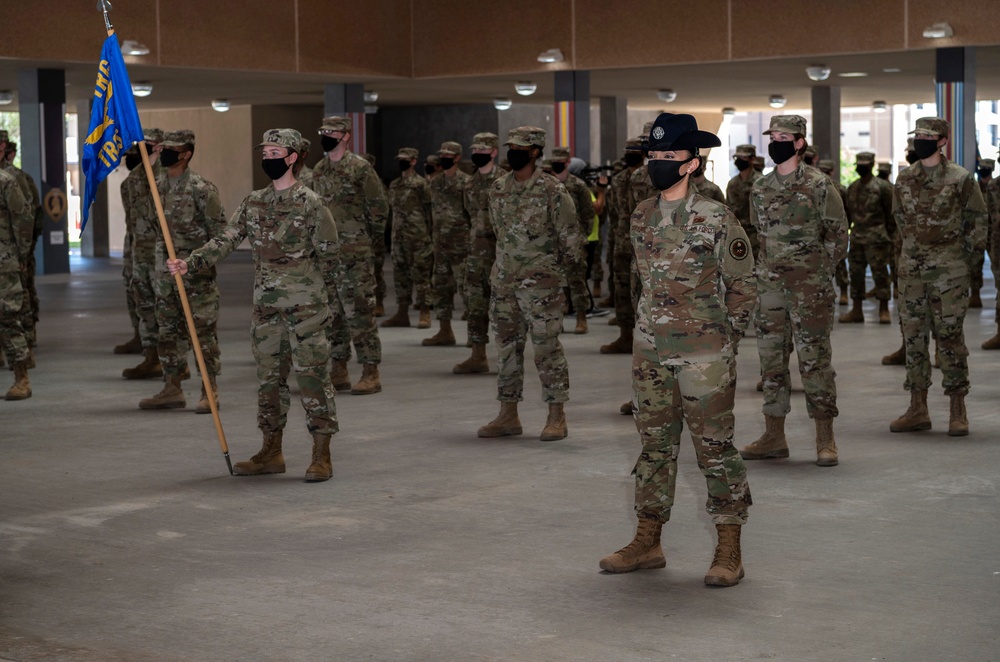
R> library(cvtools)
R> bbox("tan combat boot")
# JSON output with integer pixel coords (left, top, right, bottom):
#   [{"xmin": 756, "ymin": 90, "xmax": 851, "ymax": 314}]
[
  {"xmin": 619, "ymin": 400, "xmax": 634, "ymax": 415},
  {"xmin": 982, "ymin": 327, "xmax": 1000, "ymax": 350},
  {"xmin": 381, "ymin": 306, "xmax": 410, "ymax": 327},
  {"xmin": 122, "ymin": 348, "xmax": 163, "ymax": 380},
  {"xmin": 814, "ymin": 416, "xmax": 838, "ymax": 467},
  {"xmin": 139, "ymin": 376, "xmax": 185, "ymax": 410},
  {"xmin": 607, "ymin": 316, "xmax": 618, "ymax": 326},
  {"xmin": 454, "ymin": 343, "xmax": 489, "ymax": 374},
  {"xmin": 351, "ymin": 363, "xmax": 381, "ymax": 395},
  {"xmin": 330, "ymin": 360, "xmax": 352, "ymax": 392},
  {"xmin": 374, "ymin": 296, "xmax": 385, "ymax": 317},
  {"xmin": 600, "ymin": 327, "xmax": 632, "ymax": 354},
  {"xmin": 889, "ymin": 389, "xmax": 931, "ymax": 432},
  {"xmin": 878, "ymin": 300, "xmax": 891, "ymax": 324},
  {"xmin": 422, "ymin": 319, "xmax": 456, "ymax": 346},
  {"xmin": 838, "ymin": 286, "xmax": 848, "ymax": 306},
  {"xmin": 739, "ymin": 415, "xmax": 789, "ymax": 460},
  {"xmin": 882, "ymin": 342, "xmax": 906, "ymax": 365},
  {"xmin": 477, "ymin": 401, "xmax": 523, "ymax": 437},
  {"xmin": 948, "ymin": 393, "xmax": 969, "ymax": 437},
  {"xmin": 592, "ymin": 281, "xmax": 602, "ymax": 299},
  {"xmin": 574, "ymin": 311, "xmax": 588, "ymax": 335},
  {"xmin": 599, "ymin": 516, "xmax": 666, "ymax": 573},
  {"xmin": 540, "ymin": 403, "xmax": 567, "ymax": 441},
  {"xmin": 195, "ymin": 377, "xmax": 220, "ymax": 414},
  {"xmin": 417, "ymin": 306, "xmax": 431, "ymax": 329},
  {"xmin": 233, "ymin": 431, "xmax": 286, "ymax": 475},
  {"xmin": 838, "ymin": 299, "xmax": 864, "ymax": 323},
  {"xmin": 114, "ymin": 330, "xmax": 142, "ymax": 355},
  {"xmin": 704, "ymin": 523, "xmax": 744, "ymax": 587},
  {"xmin": 4, "ymin": 361, "xmax": 31, "ymax": 400},
  {"xmin": 969, "ymin": 288, "xmax": 982, "ymax": 308},
  {"xmin": 305, "ymin": 433, "xmax": 333, "ymax": 482}
]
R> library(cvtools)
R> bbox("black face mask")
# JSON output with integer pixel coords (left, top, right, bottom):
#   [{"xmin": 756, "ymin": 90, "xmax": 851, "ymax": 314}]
[
  {"xmin": 768, "ymin": 141, "xmax": 797, "ymax": 165},
  {"xmin": 906, "ymin": 151, "xmax": 919, "ymax": 165},
  {"xmin": 734, "ymin": 157, "xmax": 751, "ymax": 172},
  {"xmin": 261, "ymin": 157, "xmax": 291, "ymax": 180},
  {"xmin": 803, "ymin": 155, "xmax": 817, "ymax": 166},
  {"xmin": 471, "ymin": 153, "xmax": 492, "ymax": 168},
  {"xmin": 913, "ymin": 138, "xmax": 939, "ymax": 160},
  {"xmin": 623, "ymin": 152, "xmax": 643, "ymax": 168},
  {"xmin": 877, "ymin": 171, "xmax": 890, "ymax": 180},
  {"xmin": 125, "ymin": 153, "xmax": 142, "ymax": 171},
  {"xmin": 856, "ymin": 165, "xmax": 873, "ymax": 178},
  {"xmin": 321, "ymin": 136, "xmax": 340, "ymax": 152},
  {"xmin": 647, "ymin": 158, "xmax": 693, "ymax": 191},
  {"xmin": 977, "ymin": 168, "xmax": 992, "ymax": 180},
  {"xmin": 159, "ymin": 149, "xmax": 181, "ymax": 167},
  {"xmin": 398, "ymin": 159, "xmax": 412, "ymax": 172},
  {"xmin": 551, "ymin": 162, "xmax": 566, "ymax": 174},
  {"xmin": 424, "ymin": 164, "xmax": 437, "ymax": 175},
  {"xmin": 439, "ymin": 157, "xmax": 455, "ymax": 170},
  {"xmin": 506, "ymin": 148, "xmax": 533, "ymax": 172}
]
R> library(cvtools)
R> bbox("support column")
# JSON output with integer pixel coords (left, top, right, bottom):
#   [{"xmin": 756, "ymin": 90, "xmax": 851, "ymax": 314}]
[
  {"xmin": 554, "ymin": 70, "xmax": 590, "ymax": 160},
  {"xmin": 324, "ymin": 83, "xmax": 366, "ymax": 154},
  {"xmin": 77, "ymin": 99, "xmax": 108, "ymax": 258},
  {"xmin": 18, "ymin": 68, "xmax": 70, "ymax": 274},
  {"xmin": 935, "ymin": 47, "xmax": 976, "ymax": 170},
  {"xmin": 811, "ymin": 85, "xmax": 841, "ymax": 173},
  {"xmin": 598, "ymin": 96, "xmax": 627, "ymax": 165}
]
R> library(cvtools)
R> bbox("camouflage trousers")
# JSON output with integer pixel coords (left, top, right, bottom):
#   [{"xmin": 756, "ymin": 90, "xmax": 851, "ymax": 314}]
[
  {"xmin": 252, "ymin": 303, "xmax": 338, "ymax": 437},
  {"xmin": 432, "ymin": 239, "xmax": 469, "ymax": 321},
  {"xmin": 969, "ymin": 248, "xmax": 985, "ymax": 292},
  {"xmin": 566, "ymin": 258, "xmax": 591, "ymax": 314},
  {"xmin": 17, "ymin": 263, "xmax": 35, "ymax": 348},
  {"xmin": 122, "ymin": 230, "xmax": 138, "ymax": 333},
  {"xmin": 390, "ymin": 233, "xmax": 432, "ymax": 309},
  {"xmin": 373, "ymin": 234, "xmax": 387, "ymax": 305},
  {"xmin": 491, "ymin": 283, "xmax": 569, "ymax": 404},
  {"xmin": 329, "ymin": 247, "xmax": 382, "ymax": 365},
  {"xmin": 0, "ymin": 271, "xmax": 29, "ymax": 364},
  {"xmin": 755, "ymin": 281, "xmax": 839, "ymax": 418},
  {"xmin": 464, "ymin": 235, "xmax": 495, "ymax": 345},
  {"xmin": 591, "ymin": 224, "xmax": 605, "ymax": 285},
  {"xmin": 130, "ymin": 252, "xmax": 159, "ymax": 350},
  {"xmin": 631, "ymin": 344, "xmax": 751, "ymax": 525},
  {"xmin": 612, "ymin": 244, "xmax": 636, "ymax": 330},
  {"xmin": 154, "ymin": 272, "xmax": 221, "ymax": 379},
  {"xmin": 835, "ymin": 258, "xmax": 848, "ymax": 291},
  {"xmin": 605, "ymin": 225, "xmax": 616, "ymax": 301},
  {"xmin": 898, "ymin": 272, "xmax": 970, "ymax": 395},
  {"xmin": 848, "ymin": 239, "xmax": 892, "ymax": 301}
]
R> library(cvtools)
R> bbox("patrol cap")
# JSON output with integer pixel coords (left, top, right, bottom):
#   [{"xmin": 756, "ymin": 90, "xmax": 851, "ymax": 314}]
[
  {"xmin": 763, "ymin": 114, "xmax": 807, "ymax": 136},
  {"xmin": 817, "ymin": 159, "xmax": 836, "ymax": 172},
  {"xmin": 256, "ymin": 128, "xmax": 302, "ymax": 151},
  {"xmin": 470, "ymin": 132, "xmax": 499, "ymax": 151},
  {"xmin": 980, "ymin": 158, "xmax": 996, "ymax": 171},
  {"xmin": 734, "ymin": 144, "xmax": 756, "ymax": 158},
  {"xmin": 804, "ymin": 145, "xmax": 818, "ymax": 158},
  {"xmin": 550, "ymin": 146, "xmax": 571, "ymax": 161},
  {"xmin": 396, "ymin": 147, "xmax": 419, "ymax": 160},
  {"xmin": 625, "ymin": 137, "xmax": 642, "ymax": 149},
  {"xmin": 5, "ymin": 141, "xmax": 15, "ymax": 152},
  {"xmin": 877, "ymin": 161, "xmax": 892, "ymax": 172},
  {"xmin": 505, "ymin": 126, "xmax": 546, "ymax": 148},
  {"xmin": 438, "ymin": 141, "xmax": 462, "ymax": 156},
  {"xmin": 161, "ymin": 130, "xmax": 195, "ymax": 149},
  {"xmin": 753, "ymin": 156, "xmax": 765, "ymax": 167},
  {"xmin": 909, "ymin": 116, "xmax": 949, "ymax": 137},
  {"xmin": 646, "ymin": 113, "xmax": 721, "ymax": 153},
  {"xmin": 426, "ymin": 154, "xmax": 441, "ymax": 165},
  {"xmin": 640, "ymin": 121, "xmax": 654, "ymax": 138},
  {"xmin": 319, "ymin": 115, "xmax": 352, "ymax": 134},
  {"xmin": 855, "ymin": 151, "xmax": 876, "ymax": 165},
  {"xmin": 0, "ymin": 130, "xmax": 7, "ymax": 142},
  {"xmin": 143, "ymin": 127, "xmax": 164, "ymax": 143},
  {"xmin": 299, "ymin": 137, "xmax": 312, "ymax": 152}
]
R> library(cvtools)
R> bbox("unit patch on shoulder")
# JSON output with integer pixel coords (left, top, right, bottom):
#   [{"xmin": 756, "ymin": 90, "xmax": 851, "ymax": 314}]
[{"xmin": 729, "ymin": 237, "xmax": 749, "ymax": 260}]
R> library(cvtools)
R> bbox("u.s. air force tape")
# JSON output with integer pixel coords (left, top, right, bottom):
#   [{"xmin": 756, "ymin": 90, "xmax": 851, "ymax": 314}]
[{"xmin": 729, "ymin": 237, "xmax": 749, "ymax": 260}]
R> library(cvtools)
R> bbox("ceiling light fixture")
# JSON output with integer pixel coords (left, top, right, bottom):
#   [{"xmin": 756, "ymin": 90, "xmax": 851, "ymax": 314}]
[
  {"xmin": 657, "ymin": 89, "xmax": 677, "ymax": 103},
  {"xmin": 363, "ymin": 90, "xmax": 378, "ymax": 103},
  {"xmin": 514, "ymin": 81, "xmax": 537, "ymax": 96},
  {"xmin": 211, "ymin": 99, "xmax": 230, "ymax": 112},
  {"xmin": 838, "ymin": 71, "xmax": 869, "ymax": 78},
  {"xmin": 121, "ymin": 40, "xmax": 150, "ymax": 56},
  {"xmin": 131, "ymin": 82, "xmax": 153, "ymax": 97},
  {"xmin": 872, "ymin": 100, "xmax": 888, "ymax": 113},
  {"xmin": 493, "ymin": 97, "xmax": 513, "ymax": 111},
  {"xmin": 364, "ymin": 105, "xmax": 379, "ymax": 114},
  {"xmin": 883, "ymin": 67, "xmax": 902, "ymax": 73},
  {"xmin": 768, "ymin": 94, "xmax": 786, "ymax": 109},
  {"xmin": 537, "ymin": 48, "xmax": 564, "ymax": 64},
  {"xmin": 721, "ymin": 107, "xmax": 736, "ymax": 116},
  {"xmin": 922, "ymin": 22, "xmax": 954, "ymax": 39},
  {"xmin": 0, "ymin": 90, "xmax": 13, "ymax": 105},
  {"xmin": 805, "ymin": 65, "xmax": 831, "ymax": 81}
]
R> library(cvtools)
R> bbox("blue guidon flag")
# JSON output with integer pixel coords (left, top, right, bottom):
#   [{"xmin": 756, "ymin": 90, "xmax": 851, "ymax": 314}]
[{"xmin": 81, "ymin": 34, "xmax": 144, "ymax": 232}]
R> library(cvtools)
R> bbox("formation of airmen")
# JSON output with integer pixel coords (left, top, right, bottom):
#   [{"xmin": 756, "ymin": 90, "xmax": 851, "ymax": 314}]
[{"xmin": 0, "ymin": 107, "xmax": 996, "ymax": 586}]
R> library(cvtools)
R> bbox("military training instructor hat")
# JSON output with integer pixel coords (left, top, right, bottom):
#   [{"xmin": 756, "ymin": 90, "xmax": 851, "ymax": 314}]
[
  {"xmin": 256, "ymin": 128, "xmax": 302, "ymax": 151},
  {"xmin": 646, "ymin": 113, "xmax": 721, "ymax": 153},
  {"xmin": 505, "ymin": 126, "xmax": 546, "ymax": 149}
]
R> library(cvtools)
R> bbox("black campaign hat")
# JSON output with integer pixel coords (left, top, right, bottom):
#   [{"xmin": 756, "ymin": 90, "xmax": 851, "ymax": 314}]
[{"xmin": 647, "ymin": 113, "xmax": 721, "ymax": 152}]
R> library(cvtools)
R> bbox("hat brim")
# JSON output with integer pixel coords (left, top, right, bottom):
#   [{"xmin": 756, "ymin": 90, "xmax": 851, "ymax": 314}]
[
  {"xmin": 505, "ymin": 138, "xmax": 543, "ymax": 148},
  {"xmin": 907, "ymin": 129, "xmax": 942, "ymax": 136},
  {"xmin": 160, "ymin": 141, "xmax": 191, "ymax": 149},
  {"xmin": 649, "ymin": 130, "xmax": 721, "ymax": 152},
  {"xmin": 762, "ymin": 127, "xmax": 803, "ymax": 136}
]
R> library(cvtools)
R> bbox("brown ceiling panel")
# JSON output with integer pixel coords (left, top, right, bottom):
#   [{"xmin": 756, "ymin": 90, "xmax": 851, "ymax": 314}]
[
  {"xmin": 412, "ymin": 0, "xmax": 573, "ymax": 78},
  {"xmin": 574, "ymin": 0, "xmax": 729, "ymax": 69},
  {"xmin": 907, "ymin": 0, "xmax": 1000, "ymax": 48},
  {"xmin": 158, "ymin": 0, "xmax": 296, "ymax": 71},
  {"xmin": 298, "ymin": 0, "xmax": 412, "ymax": 77},
  {"xmin": 732, "ymin": 0, "xmax": 906, "ymax": 59}
]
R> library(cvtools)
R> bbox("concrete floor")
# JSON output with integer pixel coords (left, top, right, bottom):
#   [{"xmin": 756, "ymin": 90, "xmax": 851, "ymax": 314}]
[{"xmin": 1, "ymin": 251, "xmax": 998, "ymax": 662}]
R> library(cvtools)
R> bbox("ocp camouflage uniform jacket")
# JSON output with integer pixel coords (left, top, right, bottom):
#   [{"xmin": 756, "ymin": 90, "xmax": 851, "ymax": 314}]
[
  {"xmin": 0, "ymin": 168, "xmax": 31, "ymax": 273},
  {"xmin": 430, "ymin": 169, "xmax": 471, "ymax": 248},
  {"xmin": 631, "ymin": 192, "xmax": 756, "ymax": 365},
  {"xmin": 610, "ymin": 166, "xmax": 639, "ymax": 261},
  {"xmin": 186, "ymin": 182, "xmax": 340, "ymax": 309},
  {"xmin": 124, "ymin": 161, "xmax": 164, "ymax": 258},
  {"xmin": 488, "ymin": 168, "xmax": 583, "ymax": 290},
  {"xmin": 464, "ymin": 166, "xmax": 503, "ymax": 239},
  {"xmin": 751, "ymin": 162, "xmax": 848, "ymax": 285},
  {"xmin": 892, "ymin": 158, "xmax": 987, "ymax": 281},
  {"xmin": 627, "ymin": 164, "xmax": 656, "ymax": 214},
  {"xmin": 388, "ymin": 171, "xmax": 433, "ymax": 244},
  {"xmin": 725, "ymin": 169, "xmax": 761, "ymax": 225},
  {"xmin": 562, "ymin": 173, "xmax": 596, "ymax": 237},
  {"xmin": 847, "ymin": 175, "xmax": 894, "ymax": 244},
  {"xmin": 692, "ymin": 178, "xmax": 726, "ymax": 205},
  {"xmin": 986, "ymin": 177, "xmax": 1000, "ymax": 262},
  {"xmin": 155, "ymin": 169, "xmax": 226, "ymax": 274},
  {"xmin": 310, "ymin": 151, "xmax": 388, "ymax": 257}
]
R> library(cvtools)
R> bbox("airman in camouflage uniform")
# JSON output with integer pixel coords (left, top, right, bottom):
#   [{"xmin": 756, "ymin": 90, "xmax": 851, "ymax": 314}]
[
  {"xmin": 877, "ymin": 161, "xmax": 893, "ymax": 182},
  {"xmin": 888, "ymin": 117, "xmax": 987, "ymax": 437},
  {"xmin": 740, "ymin": 115, "xmax": 848, "ymax": 467},
  {"xmin": 550, "ymin": 146, "xmax": 594, "ymax": 334},
  {"xmin": 310, "ymin": 116, "xmax": 388, "ymax": 395},
  {"xmin": 1, "ymin": 138, "xmax": 41, "ymax": 362},
  {"xmin": 423, "ymin": 141, "xmax": 471, "ymax": 347},
  {"xmin": 294, "ymin": 137, "xmax": 314, "ymax": 189},
  {"xmin": 725, "ymin": 144, "xmax": 762, "ymax": 258},
  {"xmin": 169, "ymin": 128, "xmax": 340, "ymax": 482},
  {"xmin": 140, "ymin": 130, "xmax": 226, "ymax": 414},
  {"xmin": 361, "ymin": 152, "xmax": 388, "ymax": 317},
  {"xmin": 0, "ymin": 129, "xmax": 33, "ymax": 400},
  {"xmin": 115, "ymin": 143, "xmax": 145, "ymax": 356},
  {"xmin": 689, "ymin": 159, "xmax": 725, "ymax": 204},
  {"xmin": 818, "ymin": 159, "xmax": 851, "ymax": 306},
  {"xmin": 840, "ymin": 151, "xmax": 894, "ymax": 325},
  {"xmin": 477, "ymin": 126, "xmax": 584, "ymax": 442},
  {"xmin": 969, "ymin": 158, "xmax": 994, "ymax": 308},
  {"xmin": 984, "ymin": 174, "xmax": 1000, "ymax": 349},
  {"xmin": 382, "ymin": 147, "xmax": 433, "ymax": 329},
  {"xmin": 455, "ymin": 132, "xmax": 503, "ymax": 374},
  {"xmin": 599, "ymin": 113, "xmax": 754, "ymax": 588}
]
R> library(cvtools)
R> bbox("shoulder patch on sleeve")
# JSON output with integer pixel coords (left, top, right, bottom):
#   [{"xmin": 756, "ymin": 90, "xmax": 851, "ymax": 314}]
[{"xmin": 728, "ymin": 237, "xmax": 750, "ymax": 260}]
